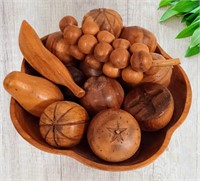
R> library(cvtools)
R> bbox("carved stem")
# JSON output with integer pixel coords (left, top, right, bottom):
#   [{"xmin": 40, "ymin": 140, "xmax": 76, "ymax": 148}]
[{"xmin": 152, "ymin": 58, "xmax": 181, "ymax": 67}]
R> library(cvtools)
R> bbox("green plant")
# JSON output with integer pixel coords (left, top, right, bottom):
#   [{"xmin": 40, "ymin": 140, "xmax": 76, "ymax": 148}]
[{"xmin": 158, "ymin": 0, "xmax": 200, "ymax": 57}]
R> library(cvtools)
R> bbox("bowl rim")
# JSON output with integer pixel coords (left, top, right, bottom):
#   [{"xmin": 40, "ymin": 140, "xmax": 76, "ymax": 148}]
[{"xmin": 9, "ymin": 63, "xmax": 192, "ymax": 171}]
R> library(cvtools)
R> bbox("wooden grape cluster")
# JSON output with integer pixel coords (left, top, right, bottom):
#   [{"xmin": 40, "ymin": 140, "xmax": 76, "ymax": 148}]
[{"xmin": 46, "ymin": 8, "xmax": 178, "ymax": 88}]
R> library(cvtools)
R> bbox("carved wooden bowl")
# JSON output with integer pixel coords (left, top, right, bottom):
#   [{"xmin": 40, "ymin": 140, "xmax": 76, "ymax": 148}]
[{"xmin": 9, "ymin": 36, "xmax": 192, "ymax": 171}]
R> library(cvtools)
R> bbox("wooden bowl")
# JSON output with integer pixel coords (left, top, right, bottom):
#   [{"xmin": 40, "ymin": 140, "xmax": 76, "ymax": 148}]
[{"xmin": 9, "ymin": 37, "xmax": 192, "ymax": 171}]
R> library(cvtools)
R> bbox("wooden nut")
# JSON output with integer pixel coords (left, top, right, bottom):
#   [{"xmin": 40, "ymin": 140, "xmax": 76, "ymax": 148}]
[
  {"xmin": 124, "ymin": 83, "xmax": 174, "ymax": 131},
  {"xmin": 94, "ymin": 42, "xmax": 113, "ymax": 62},
  {"xmin": 130, "ymin": 51, "xmax": 152, "ymax": 72},
  {"xmin": 39, "ymin": 101, "xmax": 89, "ymax": 148},
  {"xmin": 129, "ymin": 43, "xmax": 149, "ymax": 53},
  {"xmin": 87, "ymin": 108, "xmax": 141, "ymax": 162},
  {"xmin": 82, "ymin": 21, "xmax": 100, "ymax": 35},
  {"xmin": 109, "ymin": 48, "xmax": 130, "ymax": 69},
  {"xmin": 59, "ymin": 16, "xmax": 78, "ymax": 32},
  {"xmin": 112, "ymin": 38, "xmax": 130, "ymax": 49},
  {"xmin": 102, "ymin": 62, "xmax": 121, "ymax": 78},
  {"xmin": 78, "ymin": 34, "xmax": 98, "ymax": 54},
  {"xmin": 122, "ymin": 66, "xmax": 143, "ymax": 84},
  {"xmin": 97, "ymin": 30, "xmax": 115, "ymax": 43},
  {"xmin": 63, "ymin": 25, "xmax": 82, "ymax": 45}
]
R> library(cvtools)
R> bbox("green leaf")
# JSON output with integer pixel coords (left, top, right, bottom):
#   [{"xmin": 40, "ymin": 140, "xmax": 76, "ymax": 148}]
[
  {"xmin": 158, "ymin": 0, "xmax": 180, "ymax": 8},
  {"xmin": 172, "ymin": 1, "xmax": 199, "ymax": 13},
  {"xmin": 190, "ymin": 27, "xmax": 200, "ymax": 48},
  {"xmin": 159, "ymin": 0, "xmax": 172, "ymax": 8},
  {"xmin": 185, "ymin": 12, "xmax": 198, "ymax": 23},
  {"xmin": 181, "ymin": 13, "xmax": 192, "ymax": 23},
  {"xmin": 158, "ymin": 0, "xmax": 200, "ymax": 57},
  {"xmin": 185, "ymin": 44, "xmax": 200, "ymax": 57},
  {"xmin": 192, "ymin": 15, "xmax": 200, "ymax": 23},
  {"xmin": 190, "ymin": 5, "xmax": 200, "ymax": 13},
  {"xmin": 185, "ymin": 14, "xmax": 199, "ymax": 26},
  {"xmin": 176, "ymin": 19, "xmax": 200, "ymax": 38},
  {"xmin": 160, "ymin": 7, "xmax": 180, "ymax": 22}
]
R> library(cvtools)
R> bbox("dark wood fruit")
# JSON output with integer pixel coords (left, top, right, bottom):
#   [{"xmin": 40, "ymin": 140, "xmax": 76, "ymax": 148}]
[
  {"xmin": 80, "ymin": 76, "xmax": 124, "ymax": 115},
  {"xmin": 124, "ymin": 83, "xmax": 174, "ymax": 131}
]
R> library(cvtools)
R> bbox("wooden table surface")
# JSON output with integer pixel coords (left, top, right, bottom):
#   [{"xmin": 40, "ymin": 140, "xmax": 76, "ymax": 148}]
[{"xmin": 0, "ymin": 0, "xmax": 199, "ymax": 180}]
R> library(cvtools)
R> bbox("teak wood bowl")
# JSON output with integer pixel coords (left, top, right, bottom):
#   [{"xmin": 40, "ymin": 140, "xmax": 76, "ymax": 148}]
[{"xmin": 9, "ymin": 36, "xmax": 192, "ymax": 171}]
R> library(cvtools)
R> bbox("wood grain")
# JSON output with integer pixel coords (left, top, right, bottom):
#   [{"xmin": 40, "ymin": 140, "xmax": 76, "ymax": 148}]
[{"xmin": 0, "ymin": 0, "xmax": 199, "ymax": 180}]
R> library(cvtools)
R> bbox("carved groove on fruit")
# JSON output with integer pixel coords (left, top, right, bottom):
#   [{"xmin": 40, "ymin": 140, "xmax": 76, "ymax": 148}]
[{"xmin": 82, "ymin": 8, "xmax": 123, "ymax": 38}]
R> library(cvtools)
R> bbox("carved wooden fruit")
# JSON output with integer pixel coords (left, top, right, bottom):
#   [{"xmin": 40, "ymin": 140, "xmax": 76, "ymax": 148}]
[
  {"xmin": 9, "ymin": 36, "xmax": 192, "ymax": 171},
  {"xmin": 39, "ymin": 101, "xmax": 89, "ymax": 148},
  {"xmin": 3, "ymin": 71, "xmax": 64, "ymax": 117},
  {"xmin": 80, "ymin": 76, "xmax": 124, "ymax": 115},
  {"xmin": 82, "ymin": 8, "xmax": 123, "ymax": 38},
  {"xmin": 142, "ymin": 53, "xmax": 172, "ymax": 87},
  {"xmin": 87, "ymin": 109, "xmax": 141, "ymax": 162},
  {"xmin": 45, "ymin": 31, "xmax": 73, "ymax": 65},
  {"xmin": 120, "ymin": 26, "xmax": 157, "ymax": 52},
  {"xmin": 19, "ymin": 21, "xmax": 85, "ymax": 98},
  {"xmin": 124, "ymin": 83, "xmax": 174, "ymax": 131}
]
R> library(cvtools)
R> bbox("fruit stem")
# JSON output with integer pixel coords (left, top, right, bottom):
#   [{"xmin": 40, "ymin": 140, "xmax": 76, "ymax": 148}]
[{"xmin": 152, "ymin": 58, "xmax": 181, "ymax": 67}]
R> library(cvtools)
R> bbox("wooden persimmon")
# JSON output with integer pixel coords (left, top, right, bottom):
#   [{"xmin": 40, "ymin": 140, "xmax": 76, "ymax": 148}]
[{"xmin": 87, "ymin": 108, "xmax": 141, "ymax": 162}]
